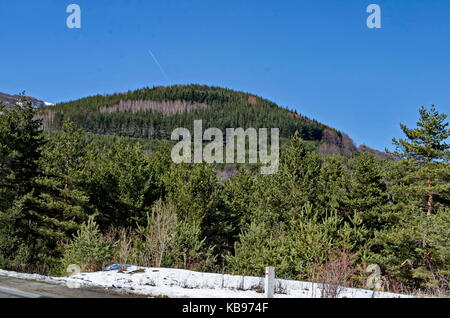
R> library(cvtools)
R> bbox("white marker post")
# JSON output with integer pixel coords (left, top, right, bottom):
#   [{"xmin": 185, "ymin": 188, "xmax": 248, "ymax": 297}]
[{"xmin": 264, "ymin": 266, "xmax": 275, "ymax": 298}]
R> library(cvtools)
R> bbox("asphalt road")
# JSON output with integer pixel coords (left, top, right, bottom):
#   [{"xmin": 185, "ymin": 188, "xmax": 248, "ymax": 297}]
[
  {"xmin": 0, "ymin": 286, "xmax": 42, "ymax": 298},
  {"xmin": 0, "ymin": 291, "xmax": 20, "ymax": 298},
  {"xmin": 0, "ymin": 276, "xmax": 142, "ymax": 298}
]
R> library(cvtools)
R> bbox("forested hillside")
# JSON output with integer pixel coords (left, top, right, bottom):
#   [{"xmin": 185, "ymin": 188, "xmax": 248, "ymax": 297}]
[
  {"xmin": 36, "ymin": 84, "xmax": 357, "ymax": 156},
  {"xmin": 1, "ymin": 96, "xmax": 449, "ymax": 297}
]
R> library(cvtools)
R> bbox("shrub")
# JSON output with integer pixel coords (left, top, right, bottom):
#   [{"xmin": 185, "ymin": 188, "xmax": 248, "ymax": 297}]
[
  {"xmin": 136, "ymin": 199, "xmax": 178, "ymax": 267},
  {"xmin": 226, "ymin": 204, "xmax": 364, "ymax": 280},
  {"xmin": 310, "ymin": 249, "xmax": 357, "ymax": 298},
  {"xmin": 59, "ymin": 215, "xmax": 113, "ymax": 274},
  {"xmin": 167, "ymin": 219, "xmax": 217, "ymax": 272}
]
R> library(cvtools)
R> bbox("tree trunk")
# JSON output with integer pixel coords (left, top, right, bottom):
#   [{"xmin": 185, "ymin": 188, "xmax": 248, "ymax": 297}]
[{"xmin": 427, "ymin": 179, "xmax": 433, "ymax": 215}]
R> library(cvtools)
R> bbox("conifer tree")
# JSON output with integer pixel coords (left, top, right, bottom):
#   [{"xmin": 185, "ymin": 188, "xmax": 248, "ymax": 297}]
[
  {"xmin": 392, "ymin": 105, "xmax": 450, "ymax": 215},
  {"xmin": 0, "ymin": 99, "xmax": 47, "ymax": 270},
  {"xmin": 317, "ymin": 155, "xmax": 348, "ymax": 213},
  {"xmin": 33, "ymin": 121, "xmax": 91, "ymax": 234},
  {"xmin": 345, "ymin": 152, "xmax": 392, "ymax": 231},
  {"xmin": 0, "ymin": 113, "xmax": 91, "ymax": 272},
  {"xmin": 0, "ymin": 99, "xmax": 44, "ymax": 211}
]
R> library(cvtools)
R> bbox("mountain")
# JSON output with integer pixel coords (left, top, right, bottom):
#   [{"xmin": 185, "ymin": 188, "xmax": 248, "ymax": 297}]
[
  {"xmin": 36, "ymin": 84, "xmax": 363, "ymax": 155},
  {"xmin": 0, "ymin": 92, "xmax": 54, "ymax": 108}
]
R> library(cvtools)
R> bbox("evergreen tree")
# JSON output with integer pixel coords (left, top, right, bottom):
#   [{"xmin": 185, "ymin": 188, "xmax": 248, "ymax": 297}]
[
  {"xmin": 80, "ymin": 139, "xmax": 157, "ymax": 229},
  {"xmin": 0, "ymin": 99, "xmax": 44, "ymax": 211},
  {"xmin": 369, "ymin": 106, "xmax": 450, "ymax": 292},
  {"xmin": 0, "ymin": 99, "xmax": 47, "ymax": 271},
  {"xmin": 37, "ymin": 84, "xmax": 334, "ymax": 146},
  {"xmin": 345, "ymin": 152, "xmax": 392, "ymax": 231},
  {"xmin": 260, "ymin": 133, "xmax": 322, "ymax": 223},
  {"xmin": 392, "ymin": 105, "xmax": 450, "ymax": 215},
  {"xmin": 0, "ymin": 107, "xmax": 91, "ymax": 272},
  {"xmin": 33, "ymin": 121, "xmax": 91, "ymax": 235},
  {"xmin": 317, "ymin": 155, "xmax": 348, "ymax": 213},
  {"xmin": 60, "ymin": 215, "xmax": 113, "ymax": 273}
]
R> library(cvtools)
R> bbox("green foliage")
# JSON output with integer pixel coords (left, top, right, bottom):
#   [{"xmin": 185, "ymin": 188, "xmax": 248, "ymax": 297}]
[
  {"xmin": 346, "ymin": 152, "xmax": 388, "ymax": 212},
  {"xmin": 391, "ymin": 105, "xmax": 450, "ymax": 215},
  {"xmin": 1, "ymin": 98, "xmax": 449, "ymax": 295},
  {"xmin": 163, "ymin": 161, "xmax": 219, "ymax": 230},
  {"xmin": 365, "ymin": 105, "xmax": 450, "ymax": 293},
  {"xmin": 104, "ymin": 200, "xmax": 216, "ymax": 272},
  {"xmin": 227, "ymin": 204, "xmax": 366, "ymax": 280},
  {"xmin": 34, "ymin": 121, "xmax": 91, "ymax": 233},
  {"xmin": 246, "ymin": 135, "xmax": 323, "ymax": 225},
  {"xmin": 80, "ymin": 139, "xmax": 158, "ymax": 228},
  {"xmin": 392, "ymin": 105, "xmax": 450, "ymax": 163},
  {"xmin": 59, "ymin": 215, "xmax": 113, "ymax": 274},
  {"xmin": 344, "ymin": 152, "xmax": 393, "ymax": 232},
  {"xmin": 167, "ymin": 219, "xmax": 217, "ymax": 272},
  {"xmin": 38, "ymin": 84, "xmax": 357, "ymax": 151},
  {"xmin": 369, "ymin": 208, "xmax": 450, "ymax": 293},
  {"xmin": 0, "ymin": 101, "xmax": 83, "ymax": 273},
  {"xmin": 212, "ymin": 168, "xmax": 257, "ymax": 255},
  {"xmin": 0, "ymin": 99, "xmax": 44, "ymax": 211},
  {"xmin": 317, "ymin": 155, "xmax": 348, "ymax": 213}
]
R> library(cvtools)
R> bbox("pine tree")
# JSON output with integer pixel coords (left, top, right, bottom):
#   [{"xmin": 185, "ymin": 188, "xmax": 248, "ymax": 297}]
[
  {"xmin": 32, "ymin": 121, "xmax": 91, "ymax": 235},
  {"xmin": 60, "ymin": 215, "xmax": 112, "ymax": 273},
  {"xmin": 347, "ymin": 152, "xmax": 387, "ymax": 211},
  {"xmin": 0, "ymin": 99, "xmax": 44, "ymax": 211},
  {"xmin": 80, "ymin": 138, "xmax": 157, "ymax": 229},
  {"xmin": 0, "ymin": 112, "xmax": 91, "ymax": 272},
  {"xmin": 345, "ymin": 152, "xmax": 391, "ymax": 231},
  {"xmin": 392, "ymin": 105, "xmax": 450, "ymax": 215},
  {"xmin": 0, "ymin": 99, "xmax": 47, "ymax": 271},
  {"xmin": 317, "ymin": 155, "xmax": 348, "ymax": 213}
]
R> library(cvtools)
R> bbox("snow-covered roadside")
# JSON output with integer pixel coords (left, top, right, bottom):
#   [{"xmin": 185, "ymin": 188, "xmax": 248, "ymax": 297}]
[{"xmin": 0, "ymin": 267, "xmax": 415, "ymax": 298}]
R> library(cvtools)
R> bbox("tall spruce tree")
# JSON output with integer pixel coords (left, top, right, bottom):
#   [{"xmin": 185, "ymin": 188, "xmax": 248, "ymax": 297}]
[
  {"xmin": 0, "ymin": 106, "xmax": 91, "ymax": 272},
  {"xmin": 345, "ymin": 152, "xmax": 391, "ymax": 231},
  {"xmin": 0, "ymin": 99, "xmax": 44, "ymax": 211},
  {"xmin": 392, "ymin": 105, "xmax": 450, "ymax": 215},
  {"xmin": 32, "ymin": 121, "xmax": 91, "ymax": 235},
  {"xmin": 0, "ymin": 99, "xmax": 46, "ymax": 270}
]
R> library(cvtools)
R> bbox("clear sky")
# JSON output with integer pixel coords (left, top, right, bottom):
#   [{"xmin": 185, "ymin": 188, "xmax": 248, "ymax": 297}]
[{"xmin": 1, "ymin": 0, "xmax": 449, "ymax": 150}]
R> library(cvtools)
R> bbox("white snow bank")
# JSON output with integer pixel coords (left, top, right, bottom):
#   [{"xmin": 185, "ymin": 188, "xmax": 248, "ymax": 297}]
[{"xmin": 0, "ymin": 267, "xmax": 415, "ymax": 298}]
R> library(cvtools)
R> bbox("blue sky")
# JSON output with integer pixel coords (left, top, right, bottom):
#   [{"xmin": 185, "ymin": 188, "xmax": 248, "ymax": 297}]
[{"xmin": 1, "ymin": 0, "xmax": 449, "ymax": 150}]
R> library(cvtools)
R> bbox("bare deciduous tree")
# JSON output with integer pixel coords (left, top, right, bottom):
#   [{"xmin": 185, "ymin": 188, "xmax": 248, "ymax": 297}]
[
  {"xmin": 311, "ymin": 249, "xmax": 356, "ymax": 298},
  {"xmin": 99, "ymin": 99, "xmax": 210, "ymax": 115},
  {"xmin": 138, "ymin": 199, "xmax": 178, "ymax": 267}
]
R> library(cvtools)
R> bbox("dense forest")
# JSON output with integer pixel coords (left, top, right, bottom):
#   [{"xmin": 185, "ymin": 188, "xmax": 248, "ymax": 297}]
[
  {"xmin": 36, "ymin": 85, "xmax": 357, "ymax": 156},
  {"xmin": 1, "ymin": 93, "xmax": 449, "ymax": 296}
]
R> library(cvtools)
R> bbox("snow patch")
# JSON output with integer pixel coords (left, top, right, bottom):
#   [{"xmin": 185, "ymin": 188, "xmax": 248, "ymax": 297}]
[{"xmin": 0, "ymin": 267, "xmax": 416, "ymax": 298}]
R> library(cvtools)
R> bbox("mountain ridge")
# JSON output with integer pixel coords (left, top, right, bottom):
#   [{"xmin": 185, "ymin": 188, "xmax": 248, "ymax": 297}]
[
  {"xmin": 0, "ymin": 92, "xmax": 53, "ymax": 109},
  {"xmin": 15, "ymin": 84, "xmax": 386, "ymax": 157}
]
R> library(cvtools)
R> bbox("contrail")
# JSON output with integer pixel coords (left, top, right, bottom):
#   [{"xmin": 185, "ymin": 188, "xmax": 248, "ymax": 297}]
[{"xmin": 148, "ymin": 49, "xmax": 169, "ymax": 81}]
